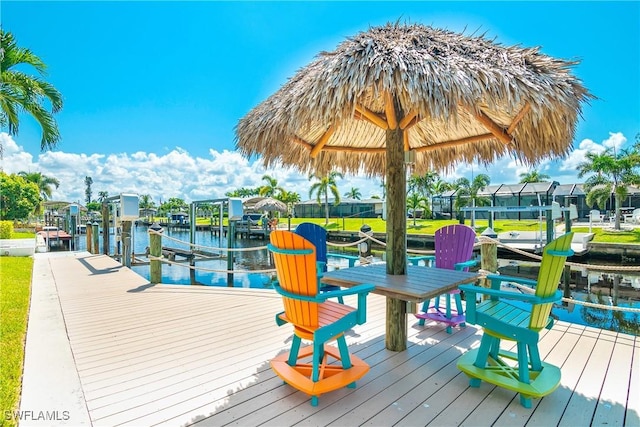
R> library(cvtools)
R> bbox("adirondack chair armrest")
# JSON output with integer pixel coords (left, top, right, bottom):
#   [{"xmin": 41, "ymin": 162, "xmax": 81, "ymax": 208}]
[
  {"xmin": 331, "ymin": 253, "xmax": 359, "ymax": 267},
  {"xmin": 454, "ymin": 259, "xmax": 477, "ymax": 270},
  {"xmin": 274, "ymin": 283, "xmax": 375, "ymax": 325},
  {"xmin": 315, "ymin": 283, "xmax": 374, "ymax": 300},
  {"xmin": 547, "ymin": 249, "xmax": 574, "ymax": 257},
  {"xmin": 460, "ymin": 285, "xmax": 561, "ymax": 304},
  {"xmin": 486, "ymin": 274, "xmax": 537, "ymax": 290},
  {"xmin": 316, "ymin": 261, "xmax": 327, "ymax": 274},
  {"xmin": 460, "ymin": 284, "xmax": 562, "ymax": 324}
]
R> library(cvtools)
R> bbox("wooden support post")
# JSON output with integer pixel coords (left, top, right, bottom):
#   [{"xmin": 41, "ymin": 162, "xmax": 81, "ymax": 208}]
[
  {"xmin": 563, "ymin": 265, "xmax": 571, "ymax": 301},
  {"xmin": 386, "ymin": 298, "xmax": 407, "ymax": 351},
  {"xmin": 92, "ymin": 223, "xmax": 100, "ymax": 254},
  {"xmin": 480, "ymin": 239, "xmax": 498, "ymax": 290},
  {"xmin": 227, "ymin": 221, "xmax": 235, "ymax": 287},
  {"xmin": 122, "ymin": 220, "xmax": 132, "ymax": 267},
  {"xmin": 86, "ymin": 221, "xmax": 93, "ymax": 254},
  {"xmin": 101, "ymin": 202, "xmax": 110, "ymax": 255},
  {"xmin": 546, "ymin": 215, "xmax": 554, "ymax": 245},
  {"xmin": 386, "ymin": 126, "xmax": 407, "ymax": 275},
  {"xmin": 149, "ymin": 223, "xmax": 163, "ymax": 284},
  {"xmin": 189, "ymin": 257, "xmax": 197, "ymax": 285},
  {"xmin": 70, "ymin": 216, "xmax": 76, "ymax": 251}
]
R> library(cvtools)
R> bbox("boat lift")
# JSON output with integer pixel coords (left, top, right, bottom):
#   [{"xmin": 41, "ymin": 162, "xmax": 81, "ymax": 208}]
[{"xmin": 461, "ymin": 201, "xmax": 578, "ymax": 246}]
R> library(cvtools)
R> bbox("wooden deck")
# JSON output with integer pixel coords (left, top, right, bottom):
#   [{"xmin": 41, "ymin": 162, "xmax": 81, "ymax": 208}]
[{"xmin": 21, "ymin": 253, "xmax": 639, "ymax": 426}]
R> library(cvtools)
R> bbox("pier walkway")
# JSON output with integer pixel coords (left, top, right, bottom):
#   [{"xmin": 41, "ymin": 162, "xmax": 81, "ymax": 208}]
[{"xmin": 19, "ymin": 252, "xmax": 639, "ymax": 426}]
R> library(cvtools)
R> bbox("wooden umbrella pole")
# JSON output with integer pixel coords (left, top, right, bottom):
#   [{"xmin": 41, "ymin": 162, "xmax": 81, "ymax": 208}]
[
  {"xmin": 385, "ymin": 124, "xmax": 408, "ymax": 351},
  {"xmin": 385, "ymin": 125, "xmax": 407, "ymax": 276}
]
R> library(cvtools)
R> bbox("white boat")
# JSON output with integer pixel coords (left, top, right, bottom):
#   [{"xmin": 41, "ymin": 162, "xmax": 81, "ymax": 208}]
[
  {"xmin": 35, "ymin": 234, "xmax": 47, "ymax": 253},
  {"xmin": 497, "ymin": 230, "xmax": 593, "ymax": 256},
  {"xmin": 0, "ymin": 239, "xmax": 36, "ymax": 257}
]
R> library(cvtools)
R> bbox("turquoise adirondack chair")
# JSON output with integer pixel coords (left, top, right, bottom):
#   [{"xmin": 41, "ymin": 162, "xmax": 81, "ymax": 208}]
[
  {"xmin": 457, "ymin": 232, "xmax": 574, "ymax": 408},
  {"xmin": 415, "ymin": 224, "xmax": 478, "ymax": 333},
  {"xmin": 268, "ymin": 230, "xmax": 374, "ymax": 406}
]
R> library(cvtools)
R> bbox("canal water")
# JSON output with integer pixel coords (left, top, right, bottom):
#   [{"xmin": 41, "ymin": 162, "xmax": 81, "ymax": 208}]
[{"xmin": 72, "ymin": 224, "xmax": 640, "ymax": 334}]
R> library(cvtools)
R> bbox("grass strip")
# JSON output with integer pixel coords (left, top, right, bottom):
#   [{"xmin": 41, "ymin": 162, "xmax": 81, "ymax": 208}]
[{"xmin": 0, "ymin": 257, "xmax": 33, "ymax": 427}]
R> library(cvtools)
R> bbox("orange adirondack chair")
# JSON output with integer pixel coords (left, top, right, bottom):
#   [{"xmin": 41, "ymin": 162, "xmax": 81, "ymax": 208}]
[
  {"xmin": 268, "ymin": 230, "xmax": 374, "ymax": 406},
  {"xmin": 457, "ymin": 232, "xmax": 574, "ymax": 408},
  {"xmin": 415, "ymin": 224, "xmax": 478, "ymax": 333}
]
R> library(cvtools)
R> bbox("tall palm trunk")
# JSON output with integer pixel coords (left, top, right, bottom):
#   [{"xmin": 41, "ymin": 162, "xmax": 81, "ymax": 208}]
[{"xmin": 324, "ymin": 192, "xmax": 329, "ymax": 225}]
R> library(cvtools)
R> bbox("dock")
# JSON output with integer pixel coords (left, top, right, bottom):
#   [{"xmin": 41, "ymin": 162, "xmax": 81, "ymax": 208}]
[{"xmin": 20, "ymin": 252, "xmax": 639, "ymax": 426}]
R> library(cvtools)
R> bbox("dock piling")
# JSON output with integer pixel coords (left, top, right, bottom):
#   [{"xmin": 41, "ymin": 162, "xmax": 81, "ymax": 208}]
[{"xmin": 149, "ymin": 223, "xmax": 163, "ymax": 283}]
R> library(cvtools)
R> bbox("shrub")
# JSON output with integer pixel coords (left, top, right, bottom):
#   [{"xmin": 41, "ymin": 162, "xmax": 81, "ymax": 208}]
[{"xmin": 0, "ymin": 220, "xmax": 14, "ymax": 239}]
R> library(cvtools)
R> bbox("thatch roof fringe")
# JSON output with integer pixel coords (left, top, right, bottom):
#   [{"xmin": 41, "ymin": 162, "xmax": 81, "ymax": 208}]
[{"xmin": 236, "ymin": 22, "xmax": 592, "ymax": 177}]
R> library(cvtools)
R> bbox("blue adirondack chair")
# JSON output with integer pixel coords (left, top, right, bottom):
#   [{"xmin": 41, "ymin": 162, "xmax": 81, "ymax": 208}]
[
  {"xmin": 268, "ymin": 230, "xmax": 374, "ymax": 406},
  {"xmin": 294, "ymin": 222, "xmax": 359, "ymax": 303},
  {"xmin": 415, "ymin": 224, "xmax": 478, "ymax": 333},
  {"xmin": 457, "ymin": 232, "xmax": 574, "ymax": 408}
]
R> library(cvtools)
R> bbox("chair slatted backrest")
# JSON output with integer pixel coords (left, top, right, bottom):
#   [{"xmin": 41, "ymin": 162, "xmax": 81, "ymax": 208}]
[
  {"xmin": 434, "ymin": 224, "xmax": 476, "ymax": 270},
  {"xmin": 530, "ymin": 232, "xmax": 574, "ymax": 330},
  {"xmin": 270, "ymin": 230, "xmax": 320, "ymax": 328},
  {"xmin": 294, "ymin": 222, "xmax": 328, "ymax": 273}
]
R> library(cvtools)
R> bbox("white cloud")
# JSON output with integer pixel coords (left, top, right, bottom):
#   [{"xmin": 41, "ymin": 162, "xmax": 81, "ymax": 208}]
[
  {"xmin": 2, "ymin": 131, "xmax": 634, "ymax": 205},
  {"xmin": 559, "ymin": 132, "xmax": 629, "ymax": 175},
  {"xmin": 1, "ymin": 132, "xmax": 383, "ymax": 204}
]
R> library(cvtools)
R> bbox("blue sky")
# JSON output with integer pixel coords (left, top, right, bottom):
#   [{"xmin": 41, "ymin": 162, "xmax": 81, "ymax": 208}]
[{"xmin": 2, "ymin": 1, "xmax": 639, "ymax": 204}]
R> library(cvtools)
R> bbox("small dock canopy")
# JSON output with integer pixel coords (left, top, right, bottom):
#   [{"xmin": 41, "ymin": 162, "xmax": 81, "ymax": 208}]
[{"xmin": 169, "ymin": 212, "xmax": 189, "ymax": 225}]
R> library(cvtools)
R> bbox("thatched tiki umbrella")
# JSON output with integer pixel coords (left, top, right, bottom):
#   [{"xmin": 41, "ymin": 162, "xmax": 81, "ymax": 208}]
[{"xmin": 236, "ymin": 22, "xmax": 591, "ymax": 275}]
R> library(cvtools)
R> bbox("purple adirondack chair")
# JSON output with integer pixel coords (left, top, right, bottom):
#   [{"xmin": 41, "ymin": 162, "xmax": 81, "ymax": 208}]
[{"xmin": 415, "ymin": 224, "xmax": 477, "ymax": 333}]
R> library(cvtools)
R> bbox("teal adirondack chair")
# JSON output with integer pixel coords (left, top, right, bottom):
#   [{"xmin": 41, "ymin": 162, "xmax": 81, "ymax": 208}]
[
  {"xmin": 457, "ymin": 232, "xmax": 574, "ymax": 408},
  {"xmin": 268, "ymin": 230, "xmax": 374, "ymax": 406},
  {"xmin": 415, "ymin": 224, "xmax": 478, "ymax": 333}
]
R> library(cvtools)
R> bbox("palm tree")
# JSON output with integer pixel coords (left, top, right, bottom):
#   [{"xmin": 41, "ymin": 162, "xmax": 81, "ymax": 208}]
[
  {"xmin": 519, "ymin": 170, "xmax": 551, "ymax": 183},
  {"xmin": 577, "ymin": 149, "xmax": 640, "ymax": 230},
  {"xmin": 97, "ymin": 191, "xmax": 109, "ymax": 202},
  {"xmin": 344, "ymin": 187, "xmax": 362, "ymax": 200},
  {"xmin": 139, "ymin": 194, "xmax": 156, "ymax": 221},
  {"xmin": 84, "ymin": 176, "xmax": 93, "ymax": 204},
  {"xmin": 309, "ymin": 171, "xmax": 343, "ymax": 225},
  {"xmin": 406, "ymin": 192, "xmax": 428, "ymax": 227},
  {"xmin": 379, "ymin": 177, "xmax": 386, "ymax": 199},
  {"xmin": 0, "ymin": 30, "xmax": 63, "ymax": 153},
  {"xmin": 259, "ymin": 174, "xmax": 284, "ymax": 198},
  {"xmin": 408, "ymin": 171, "xmax": 439, "ymax": 218},
  {"xmin": 17, "ymin": 171, "xmax": 59, "ymax": 201},
  {"xmin": 225, "ymin": 187, "xmax": 260, "ymax": 198},
  {"xmin": 454, "ymin": 174, "xmax": 491, "ymax": 228},
  {"xmin": 431, "ymin": 178, "xmax": 453, "ymax": 218}
]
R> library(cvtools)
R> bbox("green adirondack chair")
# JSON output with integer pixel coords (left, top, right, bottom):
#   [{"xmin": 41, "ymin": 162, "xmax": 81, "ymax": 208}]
[{"xmin": 457, "ymin": 232, "xmax": 574, "ymax": 408}]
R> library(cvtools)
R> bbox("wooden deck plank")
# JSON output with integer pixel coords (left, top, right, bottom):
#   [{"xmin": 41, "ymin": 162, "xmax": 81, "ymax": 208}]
[
  {"xmin": 197, "ymin": 320, "xmax": 433, "ymax": 425},
  {"xmin": 558, "ymin": 329, "xmax": 616, "ymax": 426},
  {"xmin": 624, "ymin": 337, "xmax": 640, "ymax": 427},
  {"xmin": 22, "ymin": 252, "xmax": 639, "ymax": 427},
  {"xmin": 592, "ymin": 333, "xmax": 636, "ymax": 425},
  {"xmin": 528, "ymin": 325, "xmax": 595, "ymax": 426},
  {"xmin": 493, "ymin": 323, "xmax": 580, "ymax": 427}
]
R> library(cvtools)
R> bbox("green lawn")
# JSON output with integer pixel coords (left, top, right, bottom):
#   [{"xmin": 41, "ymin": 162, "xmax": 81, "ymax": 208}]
[
  {"xmin": 11, "ymin": 231, "xmax": 35, "ymax": 239},
  {"xmin": 287, "ymin": 217, "xmax": 546, "ymax": 234},
  {"xmin": 0, "ymin": 257, "xmax": 33, "ymax": 427},
  {"xmin": 572, "ymin": 227, "xmax": 640, "ymax": 244}
]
